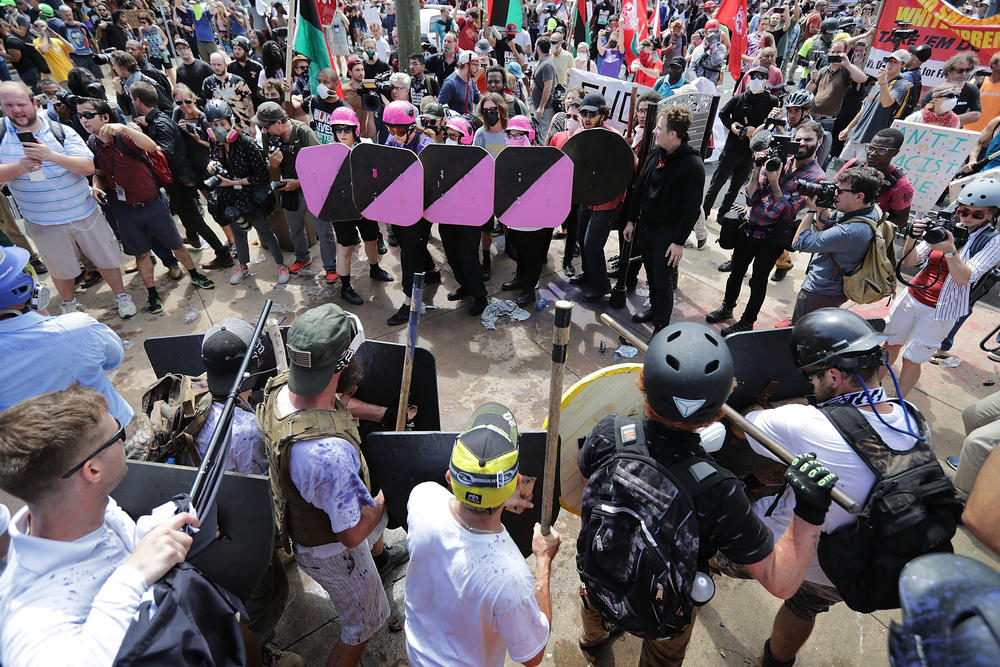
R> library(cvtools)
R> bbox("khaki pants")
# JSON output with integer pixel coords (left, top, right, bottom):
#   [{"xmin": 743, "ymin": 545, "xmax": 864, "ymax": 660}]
[
  {"xmin": 580, "ymin": 595, "xmax": 698, "ymax": 666},
  {"xmin": 954, "ymin": 390, "xmax": 1000, "ymax": 495},
  {"xmin": 0, "ymin": 196, "xmax": 36, "ymax": 260}
]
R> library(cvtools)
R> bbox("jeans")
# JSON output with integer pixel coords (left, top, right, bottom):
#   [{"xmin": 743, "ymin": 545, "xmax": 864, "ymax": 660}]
[
  {"xmin": 703, "ymin": 147, "xmax": 753, "ymax": 220},
  {"xmin": 579, "ymin": 205, "xmax": 620, "ymax": 291},
  {"xmin": 281, "ymin": 202, "xmax": 314, "ymax": 263},
  {"xmin": 938, "ymin": 312, "xmax": 970, "ymax": 352},
  {"xmin": 232, "ymin": 209, "xmax": 284, "ymax": 266},
  {"xmin": 439, "ymin": 224, "xmax": 485, "ymax": 298},
  {"xmin": 724, "ymin": 232, "xmax": 785, "ymax": 324},
  {"xmin": 312, "ymin": 217, "xmax": 339, "ymax": 271}
]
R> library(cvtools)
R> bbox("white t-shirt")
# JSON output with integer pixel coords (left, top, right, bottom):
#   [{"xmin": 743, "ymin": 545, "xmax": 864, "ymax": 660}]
[
  {"xmin": 403, "ymin": 482, "xmax": 549, "ymax": 667},
  {"xmin": 746, "ymin": 402, "xmax": 920, "ymax": 587}
]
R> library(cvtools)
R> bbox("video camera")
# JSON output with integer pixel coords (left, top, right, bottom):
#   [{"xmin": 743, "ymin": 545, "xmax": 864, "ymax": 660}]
[
  {"xmin": 909, "ymin": 209, "xmax": 969, "ymax": 246},
  {"xmin": 750, "ymin": 130, "xmax": 800, "ymax": 172},
  {"xmin": 795, "ymin": 180, "xmax": 837, "ymax": 209},
  {"xmin": 360, "ymin": 71, "xmax": 393, "ymax": 112},
  {"xmin": 889, "ymin": 20, "xmax": 919, "ymax": 50}
]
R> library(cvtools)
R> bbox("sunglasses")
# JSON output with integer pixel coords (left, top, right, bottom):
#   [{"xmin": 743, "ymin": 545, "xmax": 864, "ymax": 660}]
[
  {"xmin": 332, "ymin": 125, "xmax": 354, "ymax": 133},
  {"xmin": 177, "ymin": 99, "xmax": 195, "ymax": 105},
  {"xmin": 445, "ymin": 131, "xmax": 463, "ymax": 141},
  {"xmin": 62, "ymin": 418, "xmax": 126, "ymax": 479},
  {"xmin": 580, "ymin": 109, "xmax": 600, "ymax": 118},
  {"xmin": 77, "ymin": 110, "xmax": 101, "ymax": 119},
  {"xmin": 935, "ymin": 93, "xmax": 959, "ymax": 99},
  {"xmin": 957, "ymin": 206, "xmax": 991, "ymax": 220},
  {"xmin": 749, "ymin": 73, "xmax": 768, "ymax": 80}
]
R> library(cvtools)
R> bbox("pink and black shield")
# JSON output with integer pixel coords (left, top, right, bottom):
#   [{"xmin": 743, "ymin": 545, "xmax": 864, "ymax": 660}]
[
  {"xmin": 561, "ymin": 128, "xmax": 635, "ymax": 206},
  {"xmin": 494, "ymin": 147, "xmax": 573, "ymax": 229},
  {"xmin": 295, "ymin": 142, "xmax": 361, "ymax": 222},
  {"xmin": 419, "ymin": 144, "xmax": 495, "ymax": 227},
  {"xmin": 350, "ymin": 143, "xmax": 424, "ymax": 227}
]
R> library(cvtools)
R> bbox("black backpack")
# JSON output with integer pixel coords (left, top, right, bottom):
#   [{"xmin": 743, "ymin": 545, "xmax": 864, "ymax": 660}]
[
  {"xmin": 576, "ymin": 415, "xmax": 733, "ymax": 639},
  {"xmin": 816, "ymin": 404, "xmax": 963, "ymax": 613},
  {"xmin": 967, "ymin": 227, "xmax": 1000, "ymax": 305}
]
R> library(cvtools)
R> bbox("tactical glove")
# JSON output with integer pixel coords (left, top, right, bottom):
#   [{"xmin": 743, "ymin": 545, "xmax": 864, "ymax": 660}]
[{"xmin": 785, "ymin": 452, "xmax": 839, "ymax": 526}]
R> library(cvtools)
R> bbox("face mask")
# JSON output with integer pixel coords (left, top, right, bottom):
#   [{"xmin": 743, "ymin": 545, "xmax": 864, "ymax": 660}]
[
  {"xmin": 506, "ymin": 134, "xmax": 530, "ymax": 147},
  {"xmin": 445, "ymin": 138, "xmax": 458, "ymax": 145},
  {"xmin": 937, "ymin": 97, "xmax": 958, "ymax": 113},
  {"xmin": 213, "ymin": 126, "xmax": 230, "ymax": 142},
  {"xmin": 748, "ymin": 78, "xmax": 765, "ymax": 93},
  {"xmin": 317, "ymin": 82, "xmax": 331, "ymax": 98},
  {"xmin": 483, "ymin": 109, "xmax": 500, "ymax": 125},
  {"xmin": 366, "ymin": 50, "xmax": 375, "ymax": 59},
  {"xmin": 566, "ymin": 116, "xmax": 581, "ymax": 133}
]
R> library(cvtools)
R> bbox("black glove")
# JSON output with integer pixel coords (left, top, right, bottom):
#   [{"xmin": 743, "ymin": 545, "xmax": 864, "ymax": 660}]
[{"xmin": 785, "ymin": 453, "xmax": 838, "ymax": 526}]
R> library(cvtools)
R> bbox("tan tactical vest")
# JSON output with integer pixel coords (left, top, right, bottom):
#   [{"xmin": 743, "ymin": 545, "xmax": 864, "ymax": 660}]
[{"xmin": 257, "ymin": 371, "xmax": 370, "ymax": 548}]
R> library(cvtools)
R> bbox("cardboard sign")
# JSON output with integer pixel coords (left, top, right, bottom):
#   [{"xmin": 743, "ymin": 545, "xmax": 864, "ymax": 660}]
[
  {"xmin": 890, "ymin": 120, "xmax": 980, "ymax": 215},
  {"xmin": 567, "ymin": 68, "xmax": 653, "ymax": 132}
]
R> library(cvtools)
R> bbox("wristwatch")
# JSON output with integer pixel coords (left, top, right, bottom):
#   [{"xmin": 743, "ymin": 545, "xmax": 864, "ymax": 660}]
[{"xmin": 943, "ymin": 250, "xmax": 957, "ymax": 259}]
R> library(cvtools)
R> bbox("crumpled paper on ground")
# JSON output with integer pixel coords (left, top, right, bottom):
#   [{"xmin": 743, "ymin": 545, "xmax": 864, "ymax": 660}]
[{"xmin": 481, "ymin": 298, "xmax": 531, "ymax": 330}]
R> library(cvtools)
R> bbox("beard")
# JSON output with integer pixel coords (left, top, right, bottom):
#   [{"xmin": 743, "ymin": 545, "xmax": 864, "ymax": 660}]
[
  {"xmin": 796, "ymin": 143, "xmax": 817, "ymax": 160},
  {"xmin": 10, "ymin": 108, "xmax": 37, "ymax": 128}
]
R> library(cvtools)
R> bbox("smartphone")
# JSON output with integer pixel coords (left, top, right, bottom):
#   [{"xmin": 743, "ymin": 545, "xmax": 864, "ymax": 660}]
[{"xmin": 16, "ymin": 131, "xmax": 37, "ymax": 144}]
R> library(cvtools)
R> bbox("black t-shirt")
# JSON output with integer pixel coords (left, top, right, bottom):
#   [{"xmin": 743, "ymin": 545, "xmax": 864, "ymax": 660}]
[
  {"xmin": 719, "ymin": 91, "xmax": 780, "ymax": 155},
  {"xmin": 363, "ymin": 58, "xmax": 390, "ymax": 80},
  {"xmin": 494, "ymin": 38, "xmax": 524, "ymax": 68},
  {"xmin": 426, "ymin": 52, "xmax": 457, "ymax": 82},
  {"xmin": 301, "ymin": 94, "xmax": 347, "ymax": 145},
  {"xmin": 578, "ymin": 415, "xmax": 774, "ymax": 567},
  {"xmin": 228, "ymin": 58, "xmax": 263, "ymax": 99},
  {"xmin": 5, "ymin": 34, "xmax": 42, "ymax": 74},
  {"xmin": 177, "ymin": 60, "xmax": 214, "ymax": 98}
]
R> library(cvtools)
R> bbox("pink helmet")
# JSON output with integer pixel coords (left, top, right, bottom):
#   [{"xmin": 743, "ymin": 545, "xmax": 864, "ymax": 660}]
[
  {"xmin": 505, "ymin": 115, "xmax": 535, "ymax": 142},
  {"xmin": 384, "ymin": 100, "xmax": 418, "ymax": 126},
  {"xmin": 445, "ymin": 117, "xmax": 474, "ymax": 144},
  {"xmin": 330, "ymin": 106, "xmax": 359, "ymax": 129}
]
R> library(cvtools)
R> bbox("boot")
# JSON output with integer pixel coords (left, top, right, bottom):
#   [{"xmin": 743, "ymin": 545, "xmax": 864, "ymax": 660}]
[
  {"xmin": 481, "ymin": 248, "xmax": 491, "ymax": 281},
  {"xmin": 706, "ymin": 305, "xmax": 734, "ymax": 323}
]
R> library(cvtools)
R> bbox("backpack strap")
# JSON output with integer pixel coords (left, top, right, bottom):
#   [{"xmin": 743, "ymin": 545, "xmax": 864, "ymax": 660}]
[
  {"xmin": 820, "ymin": 404, "xmax": 886, "ymax": 480},
  {"xmin": 827, "ymin": 213, "xmax": 878, "ymax": 278},
  {"xmin": 968, "ymin": 227, "xmax": 999, "ymax": 258}
]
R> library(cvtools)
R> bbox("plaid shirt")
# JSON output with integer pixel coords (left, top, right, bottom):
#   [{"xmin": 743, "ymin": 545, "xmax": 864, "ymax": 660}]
[{"xmin": 744, "ymin": 158, "xmax": 825, "ymax": 239}]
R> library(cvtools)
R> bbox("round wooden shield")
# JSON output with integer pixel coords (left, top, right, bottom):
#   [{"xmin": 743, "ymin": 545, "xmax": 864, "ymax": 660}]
[
  {"xmin": 545, "ymin": 363, "xmax": 645, "ymax": 515},
  {"xmin": 561, "ymin": 128, "xmax": 635, "ymax": 206}
]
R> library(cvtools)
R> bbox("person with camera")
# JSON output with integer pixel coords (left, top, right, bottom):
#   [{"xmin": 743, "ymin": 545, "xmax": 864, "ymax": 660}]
[
  {"xmin": 124, "ymin": 39, "xmax": 172, "ymax": 99},
  {"xmin": 806, "ymin": 37, "xmax": 867, "ymax": 140},
  {"xmin": 407, "ymin": 53, "xmax": 439, "ymax": 108},
  {"xmin": 706, "ymin": 121, "xmax": 825, "ymax": 335},
  {"xmin": 702, "ymin": 66, "xmax": 780, "ymax": 226},
  {"xmin": 787, "ymin": 165, "xmax": 884, "ymax": 322},
  {"xmin": 342, "ymin": 57, "xmax": 377, "ymax": 141},
  {"xmin": 884, "ymin": 177, "xmax": 1000, "ymax": 397},
  {"xmin": 623, "ymin": 105, "xmax": 705, "ymax": 334},
  {"xmin": 204, "ymin": 99, "xmax": 286, "ymax": 287},
  {"xmin": 838, "ymin": 49, "xmax": 910, "ymax": 164},
  {"xmin": 576, "ymin": 322, "xmax": 839, "ymax": 665},
  {"xmin": 111, "ymin": 52, "xmax": 171, "ymax": 118},
  {"xmin": 82, "ymin": 98, "xmax": 215, "ymax": 314},
  {"xmin": 130, "ymin": 81, "xmax": 232, "ymax": 271}
]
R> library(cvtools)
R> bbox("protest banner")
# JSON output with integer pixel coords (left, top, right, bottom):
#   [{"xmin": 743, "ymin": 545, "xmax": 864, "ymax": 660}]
[
  {"xmin": 567, "ymin": 68, "xmax": 653, "ymax": 132},
  {"xmin": 890, "ymin": 120, "xmax": 979, "ymax": 215},
  {"xmin": 866, "ymin": 0, "xmax": 1000, "ymax": 91}
]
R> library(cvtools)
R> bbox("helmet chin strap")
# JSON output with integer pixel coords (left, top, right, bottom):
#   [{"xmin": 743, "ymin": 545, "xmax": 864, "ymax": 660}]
[{"xmin": 852, "ymin": 365, "xmax": 925, "ymax": 442}]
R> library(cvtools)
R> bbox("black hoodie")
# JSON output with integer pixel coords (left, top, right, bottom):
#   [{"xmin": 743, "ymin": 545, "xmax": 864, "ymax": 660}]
[{"xmin": 627, "ymin": 141, "xmax": 705, "ymax": 246}]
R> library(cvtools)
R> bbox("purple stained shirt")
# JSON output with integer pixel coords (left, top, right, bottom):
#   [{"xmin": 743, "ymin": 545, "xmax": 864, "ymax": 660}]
[
  {"xmin": 289, "ymin": 436, "xmax": 375, "ymax": 536},
  {"xmin": 386, "ymin": 132, "xmax": 433, "ymax": 155},
  {"xmin": 598, "ymin": 42, "xmax": 625, "ymax": 78}
]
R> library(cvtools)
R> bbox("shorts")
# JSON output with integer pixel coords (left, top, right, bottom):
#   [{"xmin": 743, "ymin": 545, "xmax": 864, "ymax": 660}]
[
  {"xmin": 112, "ymin": 197, "xmax": 183, "ymax": 256},
  {"xmin": 292, "ymin": 512, "xmax": 390, "ymax": 645},
  {"xmin": 839, "ymin": 140, "xmax": 867, "ymax": 163},
  {"xmin": 783, "ymin": 579, "xmax": 843, "ymax": 621},
  {"xmin": 333, "ymin": 219, "xmax": 380, "ymax": 247},
  {"xmin": 149, "ymin": 56, "xmax": 173, "ymax": 70},
  {"xmin": 883, "ymin": 291, "xmax": 956, "ymax": 363},
  {"xmin": 23, "ymin": 208, "xmax": 122, "ymax": 279}
]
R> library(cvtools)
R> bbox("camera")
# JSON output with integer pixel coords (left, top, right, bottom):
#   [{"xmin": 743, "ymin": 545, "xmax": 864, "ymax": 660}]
[
  {"xmin": 93, "ymin": 52, "xmax": 112, "ymax": 66},
  {"xmin": 360, "ymin": 71, "xmax": 392, "ymax": 112},
  {"xmin": 890, "ymin": 20, "xmax": 919, "ymax": 43},
  {"xmin": 755, "ymin": 134, "xmax": 800, "ymax": 172},
  {"xmin": 270, "ymin": 180, "xmax": 287, "ymax": 190},
  {"xmin": 763, "ymin": 115, "xmax": 786, "ymax": 131},
  {"xmin": 911, "ymin": 210, "xmax": 969, "ymax": 246},
  {"xmin": 795, "ymin": 180, "xmax": 837, "ymax": 209},
  {"xmin": 204, "ymin": 167, "xmax": 231, "ymax": 189}
]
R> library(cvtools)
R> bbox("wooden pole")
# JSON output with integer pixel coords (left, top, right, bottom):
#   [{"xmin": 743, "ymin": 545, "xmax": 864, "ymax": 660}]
[
  {"xmin": 395, "ymin": 272, "xmax": 425, "ymax": 431},
  {"xmin": 599, "ymin": 313, "xmax": 863, "ymax": 514},
  {"xmin": 284, "ymin": 0, "xmax": 297, "ymax": 102},
  {"xmin": 540, "ymin": 300, "xmax": 573, "ymax": 534}
]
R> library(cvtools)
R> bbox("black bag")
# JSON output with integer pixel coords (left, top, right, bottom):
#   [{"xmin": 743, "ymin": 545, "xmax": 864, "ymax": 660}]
[
  {"xmin": 576, "ymin": 416, "xmax": 732, "ymax": 639},
  {"xmin": 252, "ymin": 185, "xmax": 276, "ymax": 215},
  {"xmin": 968, "ymin": 228, "xmax": 1000, "ymax": 305},
  {"xmin": 113, "ymin": 563, "xmax": 246, "ymax": 666},
  {"xmin": 279, "ymin": 188, "xmax": 300, "ymax": 211},
  {"xmin": 717, "ymin": 207, "xmax": 746, "ymax": 250},
  {"xmin": 816, "ymin": 404, "xmax": 963, "ymax": 613}
]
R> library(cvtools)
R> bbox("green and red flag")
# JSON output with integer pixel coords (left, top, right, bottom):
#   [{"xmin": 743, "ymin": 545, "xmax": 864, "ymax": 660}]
[
  {"xmin": 294, "ymin": 0, "xmax": 343, "ymax": 97},
  {"xmin": 572, "ymin": 0, "xmax": 589, "ymax": 50},
  {"xmin": 488, "ymin": 0, "xmax": 523, "ymax": 28}
]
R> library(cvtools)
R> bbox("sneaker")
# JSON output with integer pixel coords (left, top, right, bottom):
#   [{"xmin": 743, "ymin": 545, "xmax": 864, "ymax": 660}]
[
  {"xmin": 202, "ymin": 254, "xmax": 234, "ymax": 270},
  {"xmin": 59, "ymin": 299, "xmax": 87, "ymax": 314},
  {"xmin": 705, "ymin": 305, "xmax": 734, "ymax": 323},
  {"xmin": 946, "ymin": 456, "xmax": 959, "ymax": 471},
  {"xmin": 115, "ymin": 292, "xmax": 137, "ymax": 319},
  {"xmin": 147, "ymin": 295, "xmax": 163, "ymax": 314},
  {"xmin": 721, "ymin": 320, "xmax": 753, "ymax": 336},
  {"xmin": 230, "ymin": 266, "xmax": 249, "ymax": 285},
  {"xmin": 717, "ymin": 260, "xmax": 733, "ymax": 272},
  {"xmin": 341, "ymin": 284, "xmax": 363, "ymax": 305},
  {"xmin": 771, "ymin": 266, "xmax": 791, "ymax": 282},
  {"xmin": 387, "ymin": 303, "xmax": 410, "ymax": 326},
  {"xmin": 377, "ymin": 542, "xmax": 410, "ymax": 579},
  {"xmin": 190, "ymin": 273, "xmax": 215, "ymax": 289},
  {"xmin": 325, "ymin": 269, "xmax": 339, "ymax": 285},
  {"xmin": 288, "ymin": 258, "xmax": 311, "ymax": 274},
  {"xmin": 369, "ymin": 265, "xmax": 394, "ymax": 282},
  {"xmin": 563, "ymin": 262, "xmax": 576, "ymax": 277},
  {"xmin": 276, "ymin": 265, "xmax": 290, "ymax": 284},
  {"xmin": 261, "ymin": 643, "xmax": 303, "ymax": 667}
]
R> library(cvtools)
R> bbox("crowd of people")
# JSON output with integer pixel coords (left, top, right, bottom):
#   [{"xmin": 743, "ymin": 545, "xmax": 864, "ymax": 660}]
[{"xmin": 1, "ymin": 0, "xmax": 1000, "ymax": 665}]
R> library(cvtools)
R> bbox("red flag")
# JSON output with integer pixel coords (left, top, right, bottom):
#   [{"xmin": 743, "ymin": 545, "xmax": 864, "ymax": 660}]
[
  {"xmin": 716, "ymin": 0, "xmax": 748, "ymax": 83},
  {"xmin": 621, "ymin": 0, "xmax": 648, "ymax": 66}
]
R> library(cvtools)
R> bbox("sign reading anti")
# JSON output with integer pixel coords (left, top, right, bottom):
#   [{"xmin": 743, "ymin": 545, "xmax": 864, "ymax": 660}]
[
  {"xmin": 890, "ymin": 120, "xmax": 979, "ymax": 215},
  {"xmin": 567, "ymin": 68, "xmax": 652, "ymax": 133}
]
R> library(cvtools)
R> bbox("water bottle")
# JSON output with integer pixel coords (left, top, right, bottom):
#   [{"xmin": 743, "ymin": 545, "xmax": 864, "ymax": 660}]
[
  {"xmin": 535, "ymin": 297, "xmax": 548, "ymax": 311},
  {"xmin": 690, "ymin": 572, "xmax": 715, "ymax": 605},
  {"xmin": 165, "ymin": 457, "xmax": 176, "ymax": 465}
]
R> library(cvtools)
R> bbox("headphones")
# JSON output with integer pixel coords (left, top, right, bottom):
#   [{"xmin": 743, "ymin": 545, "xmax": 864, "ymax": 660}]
[{"xmin": 209, "ymin": 127, "xmax": 240, "ymax": 143}]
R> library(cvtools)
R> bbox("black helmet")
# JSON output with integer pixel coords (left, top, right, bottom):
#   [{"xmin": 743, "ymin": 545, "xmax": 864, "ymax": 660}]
[
  {"xmin": 909, "ymin": 44, "xmax": 932, "ymax": 63},
  {"xmin": 820, "ymin": 17, "xmax": 840, "ymax": 33},
  {"xmin": 889, "ymin": 554, "xmax": 1000, "ymax": 666},
  {"xmin": 204, "ymin": 99, "xmax": 233, "ymax": 122},
  {"xmin": 643, "ymin": 322, "xmax": 734, "ymax": 423},
  {"xmin": 792, "ymin": 308, "xmax": 887, "ymax": 371}
]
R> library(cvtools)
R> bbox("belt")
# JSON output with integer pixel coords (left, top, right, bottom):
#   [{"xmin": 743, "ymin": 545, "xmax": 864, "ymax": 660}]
[{"xmin": 118, "ymin": 197, "xmax": 159, "ymax": 209}]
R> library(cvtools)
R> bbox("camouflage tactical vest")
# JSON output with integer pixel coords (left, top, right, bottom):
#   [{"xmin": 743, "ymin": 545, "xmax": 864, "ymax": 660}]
[{"xmin": 257, "ymin": 372, "xmax": 370, "ymax": 548}]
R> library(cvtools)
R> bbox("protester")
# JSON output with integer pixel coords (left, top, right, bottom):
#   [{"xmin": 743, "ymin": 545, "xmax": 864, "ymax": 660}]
[
  {"xmin": 838, "ymin": 50, "xmax": 911, "ymax": 163},
  {"xmin": 32, "ymin": 19, "xmax": 74, "ymax": 84},
  {"xmin": 531, "ymin": 36, "xmax": 556, "ymax": 139},
  {"xmin": 204, "ymin": 51, "xmax": 255, "ymax": 133},
  {"xmin": 341, "ymin": 57, "xmax": 377, "ymax": 140},
  {"xmin": 907, "ymin": 84, "xmax": 963, "ymax": 128},
  {"xmin": 966, "ymin": 52, "xmax": 1000, "ymax": 133},
  {"xmin": 920, "ymin": 52, "xmax": 982, "ymax": 127},
  {"xmin": 299, "ymin": 67, "xmax": 346, "ymax": 144},
  {"xmin": 485, "ymin": 65, "xmax": 529, "ymax": 119},
  {"xmin": 806, "ymin": 38, "xmax": 868, "ymax": 141},
  {"xmin": 408, "ymin": 53, "xmax": 439, "ymax": 108},
  {"xmin": 438, "ymin": 51, "xmax": 481, "ymax": 116}
]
